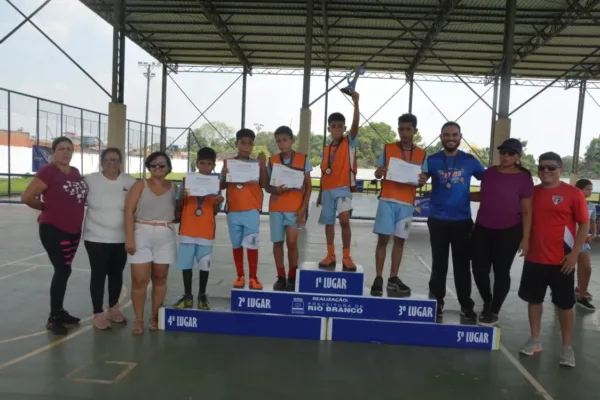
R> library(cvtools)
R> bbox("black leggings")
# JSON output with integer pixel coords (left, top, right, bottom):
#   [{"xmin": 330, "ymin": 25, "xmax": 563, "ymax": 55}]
[
  {"xmin": 39, "ymin": 223, "xmax": 81, "ymax": 316},
  {"xmin": 84, "ymin": 241, "xmax": 128, "ymax": 314},
  {"xmin": 471, "ymin": 223, "xmax": 522, "ymax": 315}
]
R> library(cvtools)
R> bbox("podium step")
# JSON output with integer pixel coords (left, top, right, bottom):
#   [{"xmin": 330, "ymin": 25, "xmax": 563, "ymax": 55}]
[
  {"xmin": 298, "ymin": 261, "xmax": 364, "ymax": 296},
  {"xmin": 329, "ymin": 318, "xmax": 500, "ymax": 350},
  {"xmin": 159, "ymin": 307, "xmax": 326, "ymax": 340},
  {"xmin": 231, "ymin": 288, "xmax": 437, "ymax": 323}
]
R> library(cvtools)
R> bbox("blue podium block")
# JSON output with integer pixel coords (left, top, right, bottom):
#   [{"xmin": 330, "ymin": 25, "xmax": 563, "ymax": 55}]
[
  {"xmin": 297, "ymin": 262, "xmax": 364, "ymax": 296},
  {"xmin": 329, "ymin": 318, "xmax": 500, "ymax": 350},
  {"xmin": 159, "ymin": 307, "xmax": 326, "ymax": 341},
  {"xmin": 231, "ymin": 289, "xmax": 437, "ymax": 323}
]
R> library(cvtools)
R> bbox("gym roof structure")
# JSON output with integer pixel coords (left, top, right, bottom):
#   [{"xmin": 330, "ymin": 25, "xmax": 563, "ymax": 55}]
[{"xmin": 80, "ymin": 0, "xmax": 600, "ymax": 82}]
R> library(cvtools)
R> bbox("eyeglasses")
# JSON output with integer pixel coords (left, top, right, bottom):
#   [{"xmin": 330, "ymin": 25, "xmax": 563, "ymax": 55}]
[
  {"xmin": 499, "ymin": 149, "xmax": 517, "ymax": 156},
  {"xmin": 538, "ymin": 165, "xmax": 559, "ymax": 172},
  {"xmin": 150, "ymin": 163, "xmax": 167, "ymax": 169}
]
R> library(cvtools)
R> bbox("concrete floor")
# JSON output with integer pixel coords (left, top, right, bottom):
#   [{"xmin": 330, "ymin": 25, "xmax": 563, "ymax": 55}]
[{"xmin": 0, "ymin": 203, "xmax": 599, "ymax": 400}]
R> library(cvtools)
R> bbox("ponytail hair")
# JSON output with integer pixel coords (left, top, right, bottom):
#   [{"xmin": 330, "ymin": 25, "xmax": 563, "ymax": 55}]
[{"xmin": 515, "ymin": 161, "xmax": 531, "ymax": 177}]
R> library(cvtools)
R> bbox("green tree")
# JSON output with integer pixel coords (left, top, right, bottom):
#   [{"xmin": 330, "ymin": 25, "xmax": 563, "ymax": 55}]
[
  {"xmin": 186, "ymin": 122, "xmax": 236, "ymax": 155},
  {"xmin": 581, "ymin": 137, "xmax": 600, "ymax": 178}
]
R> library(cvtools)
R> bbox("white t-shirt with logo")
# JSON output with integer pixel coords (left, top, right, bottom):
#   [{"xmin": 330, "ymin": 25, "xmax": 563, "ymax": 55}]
[{"xmin": 82, "ymin": 172, "xmax": 137, "ymax": 243}]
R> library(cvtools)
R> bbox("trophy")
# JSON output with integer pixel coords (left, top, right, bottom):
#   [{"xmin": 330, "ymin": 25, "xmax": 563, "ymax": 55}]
[{"xmin": 340, "ymin": 62, "xmax": 367, "ymax": 95}]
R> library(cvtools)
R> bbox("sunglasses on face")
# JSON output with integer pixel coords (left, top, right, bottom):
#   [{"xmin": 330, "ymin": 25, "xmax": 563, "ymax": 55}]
[
  {"xmin": 150, "ymin": 163, "xmax": 167, "ymax": 169},
  {"xmin": 538, "ymin": 165, "xmax": 559, "ymax": 172},
  {"xmin": 499, "ymin": 149, "xmax": 517, "ymax": 156}
]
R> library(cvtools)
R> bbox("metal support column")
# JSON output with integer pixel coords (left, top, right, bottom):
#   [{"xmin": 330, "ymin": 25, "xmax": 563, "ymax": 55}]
[
  {"xmin": 492, "ymin": 0, "xmax": 516, "ymax": 165},
  {"xmin": 160, "ymin": 63, "xmax": 168, "ymax": 151},
  {"xmin": 7, "ymin": 92, "xmax": 11, "ymax": 196},
  {"xmin": 323, "ymin": 68, "xmax": 329, "ymax": 147},
  {"xmin": 408, "ymin": 74, "xmax": 414, "ymax": 113},
  {"xmin": 488, "ymin": 76, "xmax": 499, "ymax": 165},
  {"xmin": 298, "ymin": 0, "xmax": 314, "ymax": 154},
  {"xmin": 107, "ymin": 0, "xmax": 127, "ymax": 159},
  {"xmin": 241, "ymin": 67, "xmax": 248, "ymax": 129},
  {"xmin": 571, "ymin": 80, "xmax": 587, "ymax": 183}
]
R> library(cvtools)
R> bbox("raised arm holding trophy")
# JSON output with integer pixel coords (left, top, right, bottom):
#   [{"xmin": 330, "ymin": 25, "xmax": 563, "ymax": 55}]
[{"xmin": 340, "ymin": 63, "xmax": 367, "ymax": 96}]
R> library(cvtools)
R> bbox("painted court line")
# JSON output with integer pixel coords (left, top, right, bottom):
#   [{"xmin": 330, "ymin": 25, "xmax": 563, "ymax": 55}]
[
  {"xmin": 0, "ymin": 266, "xmax": 41, "ymax": 281},
  {"xmin": 0, "ymin": 252, "xmax": 47, "ymax": 269},
  {"xmin": 0, "ymin": 285, "xmax": 128, "ymax": 346},
  {"xmin": 0, "ymin": 283, "xmax": 141, "ymax": 371},
  {"xmin": 414, "ymin": 253, "xmax": 554, "ymax": 400}
]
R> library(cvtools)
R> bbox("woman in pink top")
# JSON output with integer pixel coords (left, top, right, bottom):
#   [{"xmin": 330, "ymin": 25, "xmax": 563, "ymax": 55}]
[
  {"xmin": 471, "ymin": 138, "xmax": 533, "ymax": 327},
  {"xmin": 21, "ymin": 136, "xmax": 89, "ymax": 336}
]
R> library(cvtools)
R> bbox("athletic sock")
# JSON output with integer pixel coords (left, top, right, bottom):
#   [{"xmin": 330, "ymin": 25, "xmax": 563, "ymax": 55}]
[
  {"xmin": 198, "ymin": 270, "xmax": 209, "ymax": 296},
  {"xmin": 233, "ymin": 248, "xmax": 244, "ymax": 276},
  {"xmin": 182, "ymin": 269, "xmax": 193, "ymax": 296},
  {"xmin": 288, "ymin": 267, "xmax": 297, "ymax": 279},
  {"xmin": 327, "ymin": 244, "xmax": 335, "ymax": 257},
  {"xmin": 276, "ymin": 266, "xmax": 286, "ymax": 278},
  {"xmin": 247, "ymin": 249, "xmax": 258, "ymax": 279},
  {"xmin": 343, "ymin": 247, "xmax": 351, "ymax": 259}
]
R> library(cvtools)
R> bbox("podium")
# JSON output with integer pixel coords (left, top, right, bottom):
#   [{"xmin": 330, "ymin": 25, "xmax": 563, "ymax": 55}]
[{"xmin": 160, "ymin": 262, "xmax": 500, "ymax": 350}]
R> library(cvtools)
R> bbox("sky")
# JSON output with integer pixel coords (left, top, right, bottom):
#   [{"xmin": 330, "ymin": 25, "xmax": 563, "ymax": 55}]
[{"xmin": 0, "ymin": 0, "xmax": 599, "ymax": 160}]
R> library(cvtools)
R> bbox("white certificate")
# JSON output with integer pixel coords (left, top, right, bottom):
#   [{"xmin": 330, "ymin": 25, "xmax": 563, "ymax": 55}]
[
  {"xmin": 185, "ymin": 173, "xmax": 220, "ymax": 196},
  {"xmin": 270, "ymin": 163, "xmax": 305, "ymax": 190},
  {"xmin": 226, "ymin": 159, "xmax": 260, "ymax": 183},
  {"xmin": 385, "ymin": 157, "xmax": 421, "ymax": 186}
]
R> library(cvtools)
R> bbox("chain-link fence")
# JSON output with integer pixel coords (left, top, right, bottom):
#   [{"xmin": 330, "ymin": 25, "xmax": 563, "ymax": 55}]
[{"xmin": 0, "ymin": 87, "xmax": 191, "ymax": 198}]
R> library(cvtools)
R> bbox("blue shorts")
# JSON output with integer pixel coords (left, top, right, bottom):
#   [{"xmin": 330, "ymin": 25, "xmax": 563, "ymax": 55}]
[
  {"xmin": 373, "ymin": 200, "xmax": 414, "ymax": 239},
  {"xmin": 176, "ymin": 243, "xmax": 212, "ymax": 271},
  {"xmin": 270, "ymin": 211, "xmax": 300, "ymax": 243},
  {"xmin": 319, "ymin": 188, "xmax": 353, "ymax": 225},
  {"xmin": 227, "ymin": 210, "xmax": 260, "ymax": 249},
  {"xmin": 580, "ymin": 243, "xmax": 591, "ymax": 253}
]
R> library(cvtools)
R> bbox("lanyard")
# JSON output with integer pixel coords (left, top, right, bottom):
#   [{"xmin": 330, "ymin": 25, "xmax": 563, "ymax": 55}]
[
  {"xmin": 443, "ymin": 153, "xmax": 458, "ymax": 183},
  {"xmin": 397, "ymin": 143, "xmax": 414, "ymax": 162},
  {"xmin": 280, "ymin": 151, "xmax": 295, "ymax": 166},
  {"xmin": 327, "ymin": 141, "xmax": 341, "ymax": 170},
  {"xmin": 195, "ymin": 196, "xmax": 205, "ymax": 216}
]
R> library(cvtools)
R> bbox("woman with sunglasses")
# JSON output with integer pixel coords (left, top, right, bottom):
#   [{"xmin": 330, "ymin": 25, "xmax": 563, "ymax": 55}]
[
  {"xmin": 124, "ymin": 151, "xmax": 177, "ymax": 335},
  {"xmin": 82, "ymin": 148, "xmax": 137, "ymax": 330},
  {"xmin": 471, "ymin": 138, "xmax": 534, "ymax": 326}
]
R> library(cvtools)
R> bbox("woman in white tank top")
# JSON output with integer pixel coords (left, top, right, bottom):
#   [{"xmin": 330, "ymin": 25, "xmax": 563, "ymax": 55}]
[{"xmin": 125, "ymin": 151, "xmax": 177, "ymax": 335}]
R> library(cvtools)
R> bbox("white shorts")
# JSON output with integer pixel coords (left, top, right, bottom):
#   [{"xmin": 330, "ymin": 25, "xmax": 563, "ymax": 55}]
[{"xmin": 128, "ymin": 222, "xmax": 177, "ymax": 265}]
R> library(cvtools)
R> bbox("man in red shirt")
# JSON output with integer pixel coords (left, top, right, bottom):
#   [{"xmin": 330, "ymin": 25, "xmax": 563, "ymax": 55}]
[{"xmin": 517, "ymin": 152, "xmax": 589, "ymax": 368}]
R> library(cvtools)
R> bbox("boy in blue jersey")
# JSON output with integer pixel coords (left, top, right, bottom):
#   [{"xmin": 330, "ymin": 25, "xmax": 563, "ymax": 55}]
[{"xmin": 424, "ymin": 121, "xmax": 485, "ymax": 321}]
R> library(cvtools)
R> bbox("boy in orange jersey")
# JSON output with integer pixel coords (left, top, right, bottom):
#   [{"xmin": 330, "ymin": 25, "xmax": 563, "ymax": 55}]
[
  {"xmin": 371, "ymin": 113, "xmax": 428, "ymax": 297},
  {"xmin": 317, "ymin": 91, "xmax": 360, "ymax": 271},
  {"xmin": 220, "ymin": 129, "xmax": 267, "ymax": 290},
  {"xmin": 173, "ymin": 147, "xmax": 224, "ymax": 310},
  {"xmin": 263, "ymin": 126, "xmax": 313, "ymax": 291}
]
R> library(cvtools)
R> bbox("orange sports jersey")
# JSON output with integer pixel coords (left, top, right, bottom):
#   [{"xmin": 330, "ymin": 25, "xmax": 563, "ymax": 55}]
[
  {"xmin": 378, "ymin": 143, "xmax": 426, "ymax": 205},
  {"xmin": 320, "ymin": 136, "xmax": 357, "ymax": 191},
  {"xmin": 179, "ymin": 194, "xmax": 217, "ymax": 240},
  {"xmin": 223, "ymin": 158, "xmax": 263, "ymax": 212},
  {"xmin": 526, "ymin": 182, "xmax": 589, "ymax": 265},
  {"xmin": 269, "ymin": 152, "xmax": 307, "ymax": 212}
]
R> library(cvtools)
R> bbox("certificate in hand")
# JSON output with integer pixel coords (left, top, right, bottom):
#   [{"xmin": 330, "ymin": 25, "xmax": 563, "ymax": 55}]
[
  {"xmin": 270, "ymin": 163, "xmax": 305, "ymax": 190},
  {"xmin": 226, "ymin": 159, "xmax": 260, "ymax": 183},
  {"xmin": 185, "ymin": 173, "xmax": 220, "ymax": 197},
  {"xmin": 385, "ymin": 157, "xmax": 422, "ymax": 186}
]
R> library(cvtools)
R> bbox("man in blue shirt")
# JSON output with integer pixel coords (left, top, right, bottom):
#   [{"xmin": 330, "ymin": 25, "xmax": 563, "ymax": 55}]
[{"xmin": 425, "ymin": 121, "xmax": 485, "ymax": 321}]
